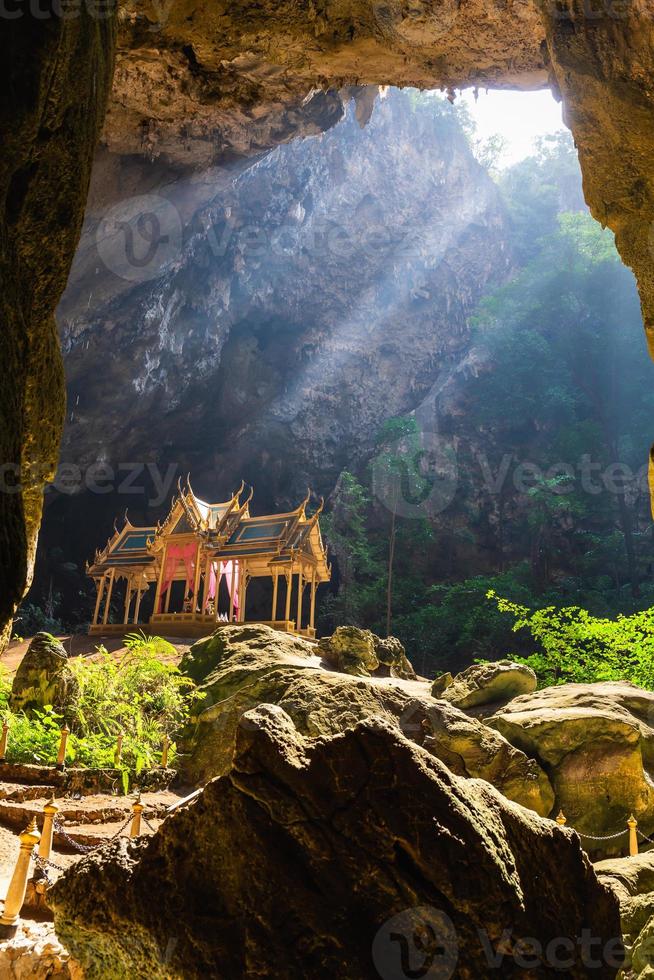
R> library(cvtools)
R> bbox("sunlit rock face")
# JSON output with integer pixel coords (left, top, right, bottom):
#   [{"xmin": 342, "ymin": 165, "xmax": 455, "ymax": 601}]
[{"xmin": 55, "ymin": 91, "xmax": 510, "ymax": 525}]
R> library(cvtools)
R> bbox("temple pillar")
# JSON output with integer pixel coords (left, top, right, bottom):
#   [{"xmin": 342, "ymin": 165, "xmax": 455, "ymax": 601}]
[
  {"xmin": 309, "ymin": 570, "xmax": 317, "ymax": 630},
  {"xmin": 284, "ymin": 568, "xmax": 292, "ymax": 623},
  {"xmin": 164, "ymin": 557, "xmax": 175, "ymax": 613},
  {"xmin": 229, "ymin": 562, "xmax": 236, "ymax": 622},
  {"xmin": 103, "ymin": 568, "xmax": 115, "ymax": 626},
  {"xmin": 92, "ymin": 575, "xmax": 105, "ymax": 626},
  {"xmin": 237, "ymin": 562, "xmax": 247, "ymax": 622},
  {"xmin": 133, "ymin": 584, "xmax": 145, "ymax": 624},
  {"xmin": 193, "ymin": 545, "xmax": 202, "ymax": 615},
  {"xmin": 296, "ymin": 570, "xmax": 304, "ymax": 632},
  {"xmin": 214, "ymin": 563, "xmax": 220, "ymax": 622},
  {"xmin": 203, "ymin": 554, "xmax": 211, "ymax": 613},
  {"xmin": 271, "ymin": 571, "xmax": 279, "ymax": 622},
  {"xmin": 123, "ymin": 576, "xmax": 132, "ymax": 625},
  {"xmin": 153, "ymin": 546, "xmax": 167, "ymax": 615}
]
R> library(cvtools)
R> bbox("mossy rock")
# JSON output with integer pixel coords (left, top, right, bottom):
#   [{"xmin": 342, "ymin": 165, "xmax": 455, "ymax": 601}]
[
  {"xmin": 372, "ymin": 635, "xmax": 416, "ymax": 680},
  {"xmin": 442, "ymin": 659, "xmax": 537, "ymax": 710},
  {"xmin": 431, "ymin": 672, "xmax": 454, "ymax": 698},
  {"xmin": 176, "ymin": 624, "xmax": 554, "ymax": 818},
  {"xmin": 9, "ymin": 632, "xmax": 80, "ymax": 723},
  {"xmin": 318, "ymin": 626, "xmax": 379, "ymax": 676}
]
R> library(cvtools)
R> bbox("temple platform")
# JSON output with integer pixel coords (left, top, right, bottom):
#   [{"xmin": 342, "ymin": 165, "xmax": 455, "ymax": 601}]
[{"xmin": 88, "ymin": 616, "xmax": 316, "ymax": 641}]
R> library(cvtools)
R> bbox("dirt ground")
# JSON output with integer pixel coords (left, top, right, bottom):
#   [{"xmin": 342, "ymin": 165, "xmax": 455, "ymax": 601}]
[{"xmin": 0, "ymin": 633, "xmax": 192, "ymax": 676}]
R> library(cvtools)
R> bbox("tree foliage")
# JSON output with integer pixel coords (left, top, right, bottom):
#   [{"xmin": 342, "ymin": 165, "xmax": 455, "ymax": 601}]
[{"xmin": 487, "ymin": 590, "xmax": 654, "ymax": 690}]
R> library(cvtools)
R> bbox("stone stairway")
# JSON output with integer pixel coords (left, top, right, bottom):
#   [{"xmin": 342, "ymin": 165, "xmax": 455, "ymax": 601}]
[{"xmin": 0, "ymin": 771, "xmax": 189, "ymax": 977}]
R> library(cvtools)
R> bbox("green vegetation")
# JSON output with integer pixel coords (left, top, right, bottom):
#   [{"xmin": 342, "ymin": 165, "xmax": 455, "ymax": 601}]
[
  {"xmin": 0, "ymin": 633, "xmax": 201, "ymax": 786},
  {"xmin": 320, "ymin": 125, "xmax": 654, "ymax": 678},
  {"xmin": 487, "ymin": 591, "xmax": 654, "ymax": 689}
]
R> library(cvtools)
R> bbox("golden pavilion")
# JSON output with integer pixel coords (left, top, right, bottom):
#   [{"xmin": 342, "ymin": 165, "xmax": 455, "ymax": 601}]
[{"xmin": 86, "ymin": 479, "xmax": 330, "ymax": 639}]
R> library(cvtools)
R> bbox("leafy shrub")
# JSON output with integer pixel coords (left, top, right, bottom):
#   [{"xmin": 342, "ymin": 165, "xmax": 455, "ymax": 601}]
[
  {"xmin": 0, "ymin": 634, "xmax": 203, "ymax": 785},
  {"xmin": 487, "ymin": 590, "xmax": 654, "ymax": 688}
]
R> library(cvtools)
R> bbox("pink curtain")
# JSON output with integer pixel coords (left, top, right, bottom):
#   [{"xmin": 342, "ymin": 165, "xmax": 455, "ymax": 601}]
[
  {"xmin": 158, "ymin": 543, "xmax": 197, "ymax": 612},
  {"xmin": 203, "ymin": 562, "xmax": 219, "ymax": 612},
  {"xmin": 222, "ymin": 561, "xmax": 239, "ymax": 614}
]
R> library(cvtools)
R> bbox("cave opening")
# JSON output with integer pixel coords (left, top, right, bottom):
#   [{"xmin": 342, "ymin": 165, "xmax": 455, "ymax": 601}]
[
  {"xmin": 21, "ymin": 83, "xmax": 651, "ymax": 675},
  {"xmin": 6, "ymin": 5, "xmax": 654, "ymax": 970}
]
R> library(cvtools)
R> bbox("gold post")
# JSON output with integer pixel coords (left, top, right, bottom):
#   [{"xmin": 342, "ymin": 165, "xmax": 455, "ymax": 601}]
[
  {"xmin": 92, "ymin": 574, "xmax": 106, "ymax": 626},
  {"xmin": 628, "ymin": 814, "xmax": 639, "ymax": 856},
  {"xmin": 0, "ymin": 819, "xmax": 40, "ymax": 936},
  {"xmin": 130, "ymin": 793, "xmax": 144, "ymax": 838},
  {"xmin": 555, "ymin": 811, "xmax": 566, "ymax": 826},
  {"xmin": 103, "ymin": 567, "xmax": 115, "ymax": 625},
  {"xmin": 55, "ymin": 726, "xmax": 70, "ymax": 771},
  {"xmin": 161, "ymin": 735, "xmax": 169, "ymax": 769},
  {"xmin": 214, "ymin": 562, "xmax": 220, "ymax": 622},
  {"xmin": 38, "ymin": 797, "xmax": 58, "ymax": 861},
  {"xmin": 284, "ymin": 569, "xmax": 292, "ymax": 624},
  {"xmin": 0, "ymin": 719, "xmax": 9, "ymax": 763},
  {"xmin": 309, "ymin": 570, "xmax": 317, "ymax": 631},
  {"xmin": 272, "ymin": 571, "xmax": 279, "ymax": 622},
  {"xmin": 114, "ymin": 733, "xmax": 124, "ymax": 768}
]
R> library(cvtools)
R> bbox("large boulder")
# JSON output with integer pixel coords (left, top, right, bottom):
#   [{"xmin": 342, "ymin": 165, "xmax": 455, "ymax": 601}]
[
  {"xmin": 596, "ymin": 852, "xmax": 654, "ymax": 978},
  {"xmin": 9, "ymin": 633, "xmax": 80, "ymax": 722},
  {"xmin": 317, "ymin": 625, "xmax": 380, "ymax": 676},
  {"xmin": 371, "ymin": 634, "xmax": 417, "ymax": 680},
  {"xmin": 317, "ymin": 626, "xmax": 416, "ymax": 679},
  {"xmin": 177, "ymin": 624, "xmax": 554, "ymax": 815},
  {"xmin": 51, "ymin": 709, "xmax": 622, "ymax": 979},
  {"xmin": 438, "ymin": 659, "xmax": 537, "ymax": 709},
  {"xmin": 489, "ymin": 682, "xmax": 654, "ymax": 850}
]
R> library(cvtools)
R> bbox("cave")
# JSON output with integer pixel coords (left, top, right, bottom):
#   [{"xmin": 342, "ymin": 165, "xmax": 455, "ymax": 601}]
[{"xmin": 3, "ymin": 1, "xmax": 654, "ymax": 976}]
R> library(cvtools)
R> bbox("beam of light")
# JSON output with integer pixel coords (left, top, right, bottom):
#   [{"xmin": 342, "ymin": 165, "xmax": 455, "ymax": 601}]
[{"xmin": 458, "ymin": 88, "xmax": 565, "ymax": 168}]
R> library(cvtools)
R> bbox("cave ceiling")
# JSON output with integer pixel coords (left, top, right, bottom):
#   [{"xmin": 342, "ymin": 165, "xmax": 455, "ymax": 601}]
[{"xmin": 103, "ymin": 0, "xmax": 654, "ymax": 342}]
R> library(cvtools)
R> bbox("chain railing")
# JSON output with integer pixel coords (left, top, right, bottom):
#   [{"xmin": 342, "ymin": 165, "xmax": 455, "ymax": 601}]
[
  {"xmin": 0, "ymin": 788, "xmax": 167, "ymax": 927},
  {"xmin": 555, "ymin": 810, "xmax": 641, "ymax": 855}
]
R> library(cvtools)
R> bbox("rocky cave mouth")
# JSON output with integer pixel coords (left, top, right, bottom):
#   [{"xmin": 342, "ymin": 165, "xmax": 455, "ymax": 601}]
[{"xmin": 6, "ymin": 2, "xmax": 654, "ymax": 977}]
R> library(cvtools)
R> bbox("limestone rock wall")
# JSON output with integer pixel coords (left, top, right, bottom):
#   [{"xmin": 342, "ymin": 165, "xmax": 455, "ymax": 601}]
[
  {"xmin": 53, "ymin": 90, "xmax": 510, "ymax": 531},
  {"xmin": 0, "ymin": 12, "xmax": 115, "ymax": 647}
]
